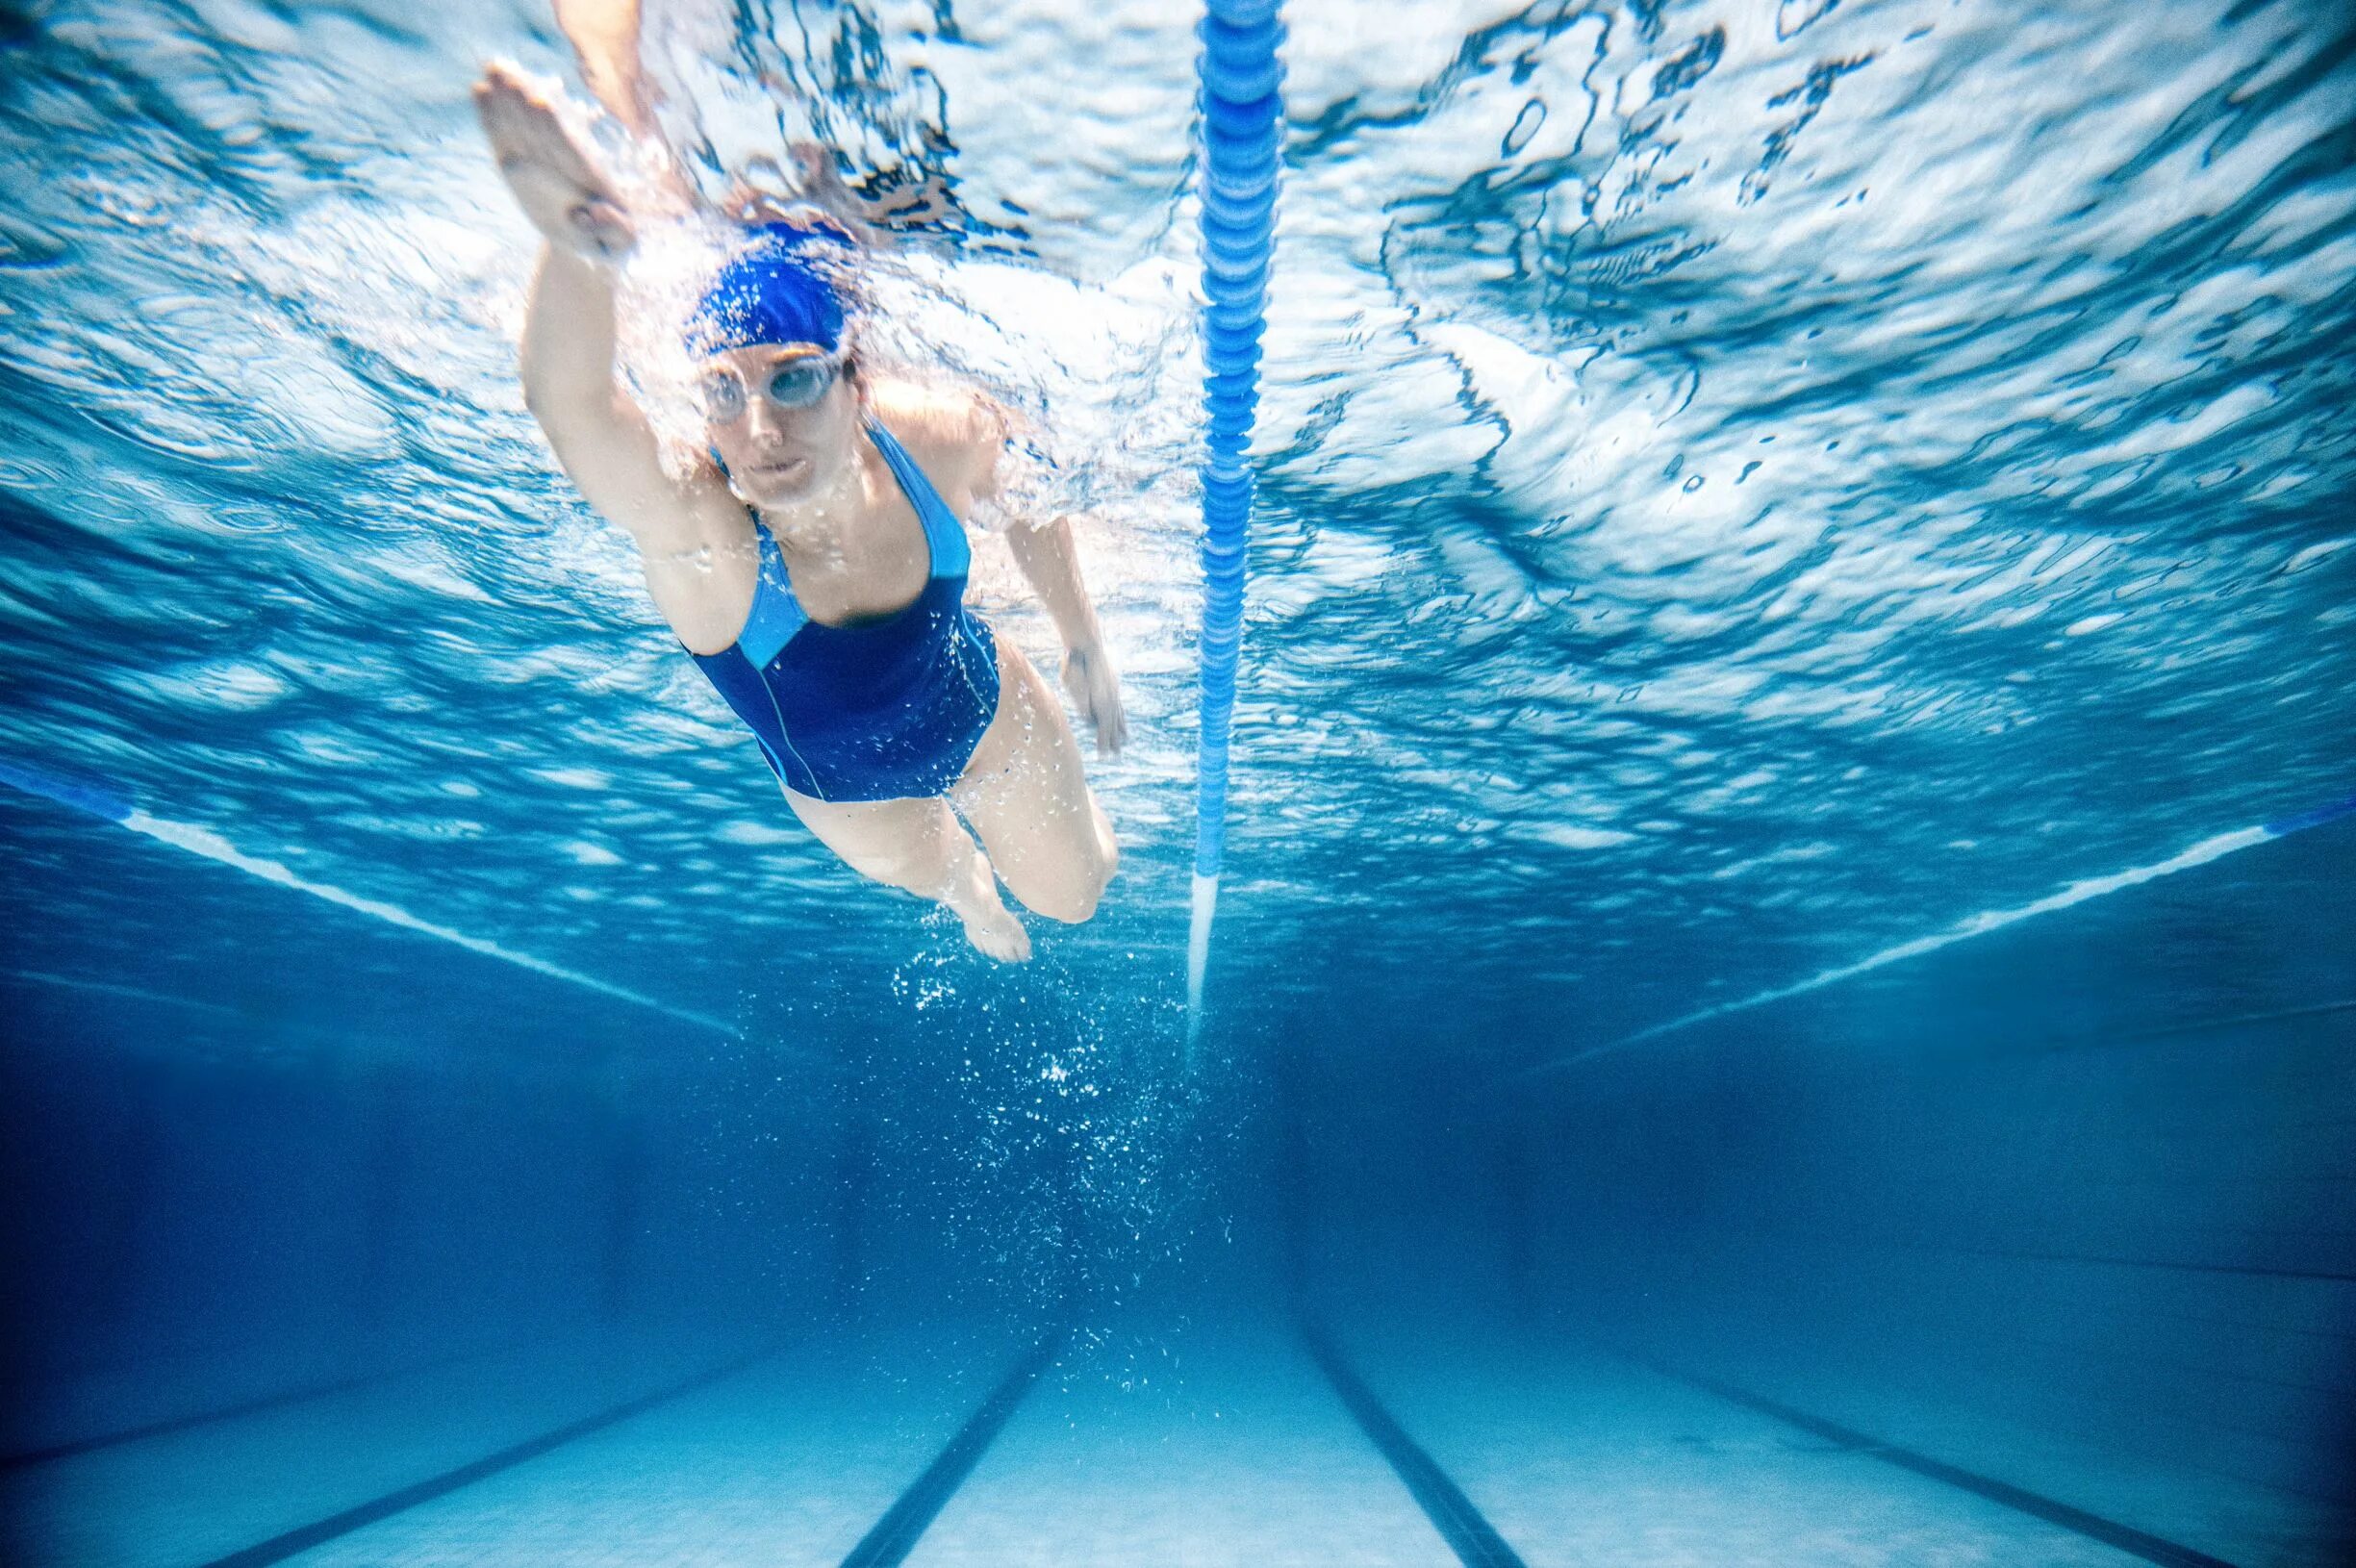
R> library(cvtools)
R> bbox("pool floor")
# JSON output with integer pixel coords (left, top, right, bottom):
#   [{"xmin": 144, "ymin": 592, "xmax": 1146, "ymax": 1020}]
[{"xmin": 2, "ymin": 1320, "xmax": 2337, "ymax": 1567}]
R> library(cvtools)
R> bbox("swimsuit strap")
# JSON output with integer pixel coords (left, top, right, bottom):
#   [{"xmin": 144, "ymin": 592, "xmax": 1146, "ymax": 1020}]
[
  {"xmin": 733, "ymin": 417, "xmax": 968, "ymax": 668},
  {"xmin": 864, "ymin": 417, "xmax": 972, "ymax": 579}
]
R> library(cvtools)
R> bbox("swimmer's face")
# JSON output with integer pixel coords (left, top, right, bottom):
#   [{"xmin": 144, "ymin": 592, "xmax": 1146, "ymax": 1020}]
[{"xmin": 699, "ymin": 342, "xmax": 860, "ymax": 507}]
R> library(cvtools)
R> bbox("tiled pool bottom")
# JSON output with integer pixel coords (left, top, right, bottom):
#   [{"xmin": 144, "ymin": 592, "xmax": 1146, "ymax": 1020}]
[{"xmin": 6, "ymin": 1320, "xmax": 2339, "ymax": 1568}]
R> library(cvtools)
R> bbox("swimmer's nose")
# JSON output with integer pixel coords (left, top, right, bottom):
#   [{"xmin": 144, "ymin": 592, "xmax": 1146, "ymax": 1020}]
[{"xmin": 745, "ymin": 393, "xmax": 784, "ymax": 440}]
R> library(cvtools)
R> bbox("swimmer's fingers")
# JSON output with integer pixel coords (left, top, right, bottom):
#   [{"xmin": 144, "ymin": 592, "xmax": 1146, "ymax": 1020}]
[
  {"xmin": 475, "ymin": 64, "xmax": 601, "ymax": 187},
  {"xmin": 473, "ymin": 63, "xmax": 634, "ymax": 261},
  {"xmin": 1106, "ymin": 689, "xmax": 1130, "ymax": 755},
  {"xmin": 1093, "ymin": 652, "xmax": 1129, "ymax": 755},
  {"xmin": 1062, "ymin": 643, "xmax": 1128, "ymax": 758}
]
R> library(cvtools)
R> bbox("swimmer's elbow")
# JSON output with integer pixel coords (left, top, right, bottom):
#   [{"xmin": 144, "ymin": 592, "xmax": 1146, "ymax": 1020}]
[
  {"xmin": 523, "ymin": 379, "xmax": 633, "ymax": 449},
  {"xmin": 519, "ymin": 370, "xmax": 572, "ymax": 429},
  {"xmin": 519, "ymin": 345, "xmax": 625, "ymax": 440},
  {"xmin": 520, "ymin": 367, "xmax": 592, "ymax": 421}
]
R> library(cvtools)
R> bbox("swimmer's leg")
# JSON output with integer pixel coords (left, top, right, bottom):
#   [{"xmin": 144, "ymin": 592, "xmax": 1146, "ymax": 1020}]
[
  {"xmin": 784, "ymin": 790, "xmax": 1031, "ymax": 963},
  {"xmin": 952, "ymin": 642, "xmax": 1118, "ymax": 925}
]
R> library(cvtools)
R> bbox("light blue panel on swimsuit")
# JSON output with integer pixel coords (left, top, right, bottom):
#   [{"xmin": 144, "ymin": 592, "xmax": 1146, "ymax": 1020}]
[
  {"xmin": 738, "ymin": 529, "xmax": 808, "ymax": 670},
  {"xmin": 734, "ymin": 418, "xmax": 964, "ymax": 671}
]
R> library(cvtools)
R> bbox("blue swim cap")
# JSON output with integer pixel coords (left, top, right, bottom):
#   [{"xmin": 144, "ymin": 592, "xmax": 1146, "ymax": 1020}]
[{"xmin": 688, "ymin": 221, "xmax": 854, "ymax": 356}]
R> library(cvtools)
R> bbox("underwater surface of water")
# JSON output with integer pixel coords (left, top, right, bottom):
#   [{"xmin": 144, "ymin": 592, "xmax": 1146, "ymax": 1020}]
[
  {"xmin": 1, "ymin": 1, "xmax": 2353, "ymax": 1565},
  {"xmin": 1, "ymin": 0, "xmax": 2349, "ymax": 1050}
]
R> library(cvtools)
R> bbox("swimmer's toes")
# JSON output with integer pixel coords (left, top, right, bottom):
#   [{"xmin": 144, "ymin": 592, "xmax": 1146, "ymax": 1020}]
[{"xmin": 963, "ymin": 905, "xmax": 1032, "ymax": 963}]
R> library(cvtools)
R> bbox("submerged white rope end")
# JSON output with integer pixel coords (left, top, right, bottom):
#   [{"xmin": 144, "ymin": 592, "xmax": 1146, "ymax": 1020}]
[{"xmin": 1186, "ymin": 871, "xmax": 1220, "ymax": 1053}]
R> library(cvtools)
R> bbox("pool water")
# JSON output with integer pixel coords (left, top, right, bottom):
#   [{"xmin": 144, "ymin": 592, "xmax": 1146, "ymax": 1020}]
[{"xmin": 1, "ymin": 0, "xmax": 2351, "ymax": 1564}]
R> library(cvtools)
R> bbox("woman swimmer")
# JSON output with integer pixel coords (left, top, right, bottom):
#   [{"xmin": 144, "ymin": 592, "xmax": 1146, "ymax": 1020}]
[{"xmin": 471, "ymin": 45, "xmax": 1123, "ymax": 963}]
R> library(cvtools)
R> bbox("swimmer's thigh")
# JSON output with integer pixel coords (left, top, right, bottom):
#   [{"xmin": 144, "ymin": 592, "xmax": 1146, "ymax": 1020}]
[
  {"xmin": 784, "ymin": 789, "xmax": 969, "ymax": 898},
  {"xmin": 952, "ymin": 641, "xmax": 1117, "ymax": 923}
]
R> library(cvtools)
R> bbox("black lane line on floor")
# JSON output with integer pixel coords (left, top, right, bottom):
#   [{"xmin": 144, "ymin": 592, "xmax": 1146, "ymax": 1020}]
[
  {"xmin": 1641, "ymin": 1357, "xmax": 2242, "ymax": 1568},
  {"xmin": 2, "ymin": 1339, "xmax": 527, "ymax": 1472},
  {"xmin": 1301, "ymin": 1325, "xmax": 1532, "ymax": 1568},
  {"xmin": 197, "ymin": 1343, "xmax": 779, "ymax": 1568},
  {"xmin": 838, "ymin": 1332, "xmax": 1066, "ymax": 1568}
]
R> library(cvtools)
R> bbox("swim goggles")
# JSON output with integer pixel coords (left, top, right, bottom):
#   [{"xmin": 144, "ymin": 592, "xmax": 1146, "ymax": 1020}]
[{"xmin": 700, "ymin": 354, "xmax": 847, "ymax": 421}]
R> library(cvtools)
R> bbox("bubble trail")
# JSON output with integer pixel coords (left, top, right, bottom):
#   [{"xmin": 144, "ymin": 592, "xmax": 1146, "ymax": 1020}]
[
  {"xmin": 1526, "ymin": 791, "xmax": 2356, "ymax": 1075},
  {"xmin": 0, "ymin": 759, "xmax": 737, "ymax": 1036},
  {"xmin": 1187, "ymin": 0, "xmax": 1285, "ymax": 1053}
]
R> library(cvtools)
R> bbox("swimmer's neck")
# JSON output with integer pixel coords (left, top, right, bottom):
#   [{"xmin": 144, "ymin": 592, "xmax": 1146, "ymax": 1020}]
[{"xmin": 750, "ymin": 438, "xmax": 888, "ymax": 556}]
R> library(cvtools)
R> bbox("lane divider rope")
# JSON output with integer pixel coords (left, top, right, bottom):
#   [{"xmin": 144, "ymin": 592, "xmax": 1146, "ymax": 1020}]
[{"xmin": 1187, "ymin": 0, "xmax": 1285, "ymax": 1051}]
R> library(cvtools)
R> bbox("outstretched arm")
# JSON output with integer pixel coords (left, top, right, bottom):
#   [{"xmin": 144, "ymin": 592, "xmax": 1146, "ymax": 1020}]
[{"xmin": 477, "ymin": 64, "xmax": 737, "ymax": 558}]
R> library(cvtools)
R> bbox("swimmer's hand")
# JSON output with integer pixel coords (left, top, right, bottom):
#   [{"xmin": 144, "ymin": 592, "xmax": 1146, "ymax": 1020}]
[
  {"xmin": 474, "ymin": 62, "xmax": 635, "ymax": 264},
  {"xmin": 1062, "ymin": 639, "xmax": 1128, "ymax": 757}
]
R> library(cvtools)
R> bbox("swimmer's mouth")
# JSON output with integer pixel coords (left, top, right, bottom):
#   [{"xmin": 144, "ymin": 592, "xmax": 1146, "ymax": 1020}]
[{"xmin": 748, "ymin": 457, "xmax": 812, "ymax": 485}]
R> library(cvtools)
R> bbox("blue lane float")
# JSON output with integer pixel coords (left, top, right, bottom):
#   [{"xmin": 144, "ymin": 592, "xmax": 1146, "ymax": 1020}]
[
  {"xmin": 1187, "ymin": 0, "xmax": 1285, "ymax": 1050},
  {"xmin": 0, "ymin": 758, "xmax": 737, "ymax": 1036}
]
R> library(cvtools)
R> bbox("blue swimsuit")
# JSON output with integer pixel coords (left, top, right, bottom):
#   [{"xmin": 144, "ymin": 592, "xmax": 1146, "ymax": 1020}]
[{"xmin": 690, "ymin": 420, "xmax": 1001, "ymax": 802}]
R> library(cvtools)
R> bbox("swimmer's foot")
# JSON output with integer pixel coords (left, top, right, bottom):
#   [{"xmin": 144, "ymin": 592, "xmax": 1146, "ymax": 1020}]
[
  {"xmin": 941, "ymin": 855, "xmax": 1030, "ymax": 962},
  {"xmin": 958, "ymin": 898, "xmax": 1032, "ymax": 963}
]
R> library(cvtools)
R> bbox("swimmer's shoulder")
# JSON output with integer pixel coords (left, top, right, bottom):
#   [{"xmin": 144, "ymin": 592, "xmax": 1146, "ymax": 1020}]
[{"xmin": 867, "ymin": 376, "xmax": 1008, "ymax": 506}]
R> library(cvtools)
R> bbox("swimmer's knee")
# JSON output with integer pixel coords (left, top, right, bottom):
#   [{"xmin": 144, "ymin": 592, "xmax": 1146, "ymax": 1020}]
[
  {"xmin": 1028, "ymin": 884, "xmax": 1101, "ymax": 924},
  {"xmin": 1078, "ymin": 832, "xmax": 1118, "ymax": 909},
  {"xmin": 810, "ymin": 807, "xmax": 975, "ymax": 899},
  {"xmin": 843, "ymin": 845, "xmax": 937, "ymax": 898},
  {"xmin": 1028, "ymin": 853, "xmax": 1115, "ymax": 924}
]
